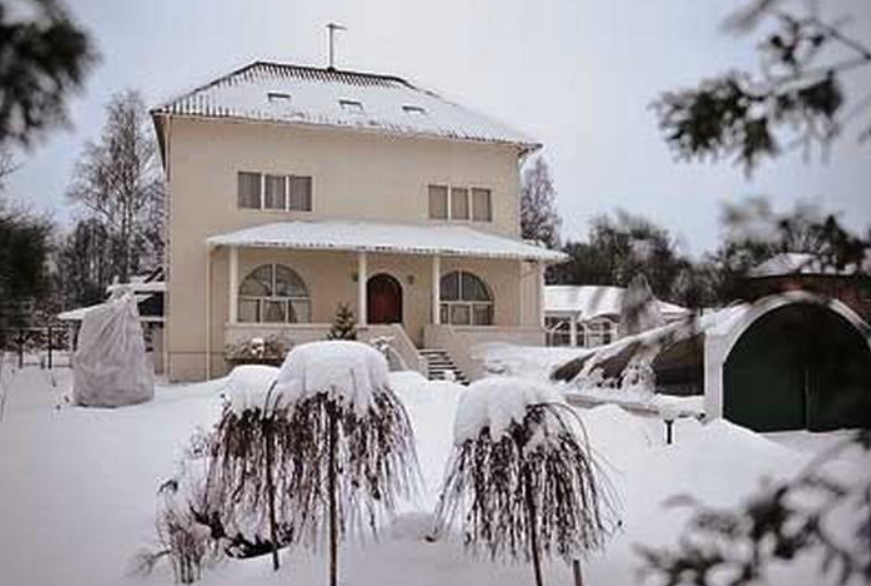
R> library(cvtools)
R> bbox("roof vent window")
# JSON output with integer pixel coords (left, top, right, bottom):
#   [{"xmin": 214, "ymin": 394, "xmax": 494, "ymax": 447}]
[
  {"xmin": 267, "ymin": 92, "xmax": 292, "ymax": 103},
  {"xmin": 403, "ymin": 105, "xmax": 426, "ymax": 115},
  {"xmin": 339, "ymin": 99, "xmax": 364, "ymax": 112}
]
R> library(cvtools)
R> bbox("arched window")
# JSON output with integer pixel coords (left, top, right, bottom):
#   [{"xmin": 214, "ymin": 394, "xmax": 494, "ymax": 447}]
[
  {"xmin": 440, "ymin": 270, "xmax": 494, "ymax": 326},
  {"xmin": 238, "ymin": 264, "xmax": 311, "ymax": 323}
]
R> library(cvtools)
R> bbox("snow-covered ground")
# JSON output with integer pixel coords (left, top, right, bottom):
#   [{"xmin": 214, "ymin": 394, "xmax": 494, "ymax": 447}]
[{"xmin": 0, "ymin": 360, "xmax": 866, "ymax": 586}]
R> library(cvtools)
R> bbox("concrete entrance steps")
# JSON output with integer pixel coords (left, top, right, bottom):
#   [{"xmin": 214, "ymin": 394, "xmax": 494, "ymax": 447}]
[{"xmin": 419, "ymin": 349, "xmax": 469, "ymax": 385}]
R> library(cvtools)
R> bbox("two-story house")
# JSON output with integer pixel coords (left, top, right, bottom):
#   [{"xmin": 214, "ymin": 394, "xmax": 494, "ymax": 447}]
[{"xmin": 151, "ymin": 61, "xmax": 565, "ymax": 382}]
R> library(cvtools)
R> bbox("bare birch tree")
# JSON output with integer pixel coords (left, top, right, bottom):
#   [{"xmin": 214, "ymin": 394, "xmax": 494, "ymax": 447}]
[
  {"xmin": 67, "ymin": 90, "xmax": 165, "ymax": 283},
  {"xmin": 521, "ymin": 156, "xmax": 562, "ymax": 249}
]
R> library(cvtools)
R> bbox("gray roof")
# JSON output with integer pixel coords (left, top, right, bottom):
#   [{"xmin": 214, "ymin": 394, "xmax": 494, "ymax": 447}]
[
  {"xmin": 206, "ymin": 219, "xmax": 567, "ymax": 263},
  {"xmin": 152, "ymin": 62, "xmax": 539, "ymax": 151}
]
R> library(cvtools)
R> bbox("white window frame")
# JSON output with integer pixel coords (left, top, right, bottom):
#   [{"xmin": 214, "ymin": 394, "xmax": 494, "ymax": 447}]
[
  {"xmin": 428, "ymin": 184, "xmax": 493, "ymax": 223},
  {"xmin": 439, "ymin": 270, "xmax": 494, "ymax": 326},
  {"xmin": 545, "ymin": 316, "xmax": 572, "ymax": 346},
  {"xmin": 238, "ymin": 171, "xmax": 313, "ymax": 213},
  {"xmin": 471, "ymin": 187, "xmax": 492, "ymax": 222},
  {"xmin": 287, "ymin": 175, "xmax": 313, "ymax": 212},
  {"xmin": 238, "ymin": 263, "xmax": 311, "ymax": 324},
  {"xmin": 263, "ymin": 174, "xmax": 287, "ymax": 210},
  {"xmin": 581, "ymin": 318, "xmax": 617, "ymax": 347}
]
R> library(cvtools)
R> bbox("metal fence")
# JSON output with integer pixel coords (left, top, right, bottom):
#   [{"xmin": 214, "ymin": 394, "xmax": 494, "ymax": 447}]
[{"xmin": 0, "ymin": 326, "xmax": 73, "ymax": 369}]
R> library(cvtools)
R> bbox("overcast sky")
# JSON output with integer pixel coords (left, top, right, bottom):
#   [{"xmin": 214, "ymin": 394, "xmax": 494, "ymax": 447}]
[{"xmin": 7, "ymin": 0, "xmax": 871, "ymax": 255}]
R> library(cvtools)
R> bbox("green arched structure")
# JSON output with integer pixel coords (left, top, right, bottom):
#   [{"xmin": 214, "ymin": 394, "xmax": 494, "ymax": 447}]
[{"xmin": 724, "ymin": 302, "xmax": 871, "ymax": 432}]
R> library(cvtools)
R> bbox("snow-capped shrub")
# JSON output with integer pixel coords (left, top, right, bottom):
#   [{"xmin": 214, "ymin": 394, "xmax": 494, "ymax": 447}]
[
  {"xmin": 435, "ymin": 376, "xmax": 615, "ymax": 586},
  {"xmin": 154, "ymin": 486, "xmax": 214, "ymax": 584},
  {"xmin": 619, "ymin": 361, "xmax": 656, "ymax": 395},
  {"xmin": 203, "ymin": 366, "xmax": 292, "ymax": 571},
  {"xmin": 133, "ymin": 433, "xmax": 220, "ymax": 584},
  {"xmin": 224, "ymin": 335, "xmax": 288, "ymax": 366},
  {"xmin": 205, "ymin": 342, "xmax": 419, "ymax": 585},
  {"xmin": 275, "ymin": 341, "xmax": 419, "ymax": 586}
]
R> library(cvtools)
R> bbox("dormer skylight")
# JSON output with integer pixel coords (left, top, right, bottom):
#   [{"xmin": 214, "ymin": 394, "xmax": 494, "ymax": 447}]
[
  {"xmin": 403, "ymin": 105, "xmax": 426, "ymax": 115},
  {"xmin": 339, "ymin": 99, "xmax": 364, "ymax": 112},
  {"xmin": 267, "ymin": 92, "xmax": 291, "ymax": 103}
]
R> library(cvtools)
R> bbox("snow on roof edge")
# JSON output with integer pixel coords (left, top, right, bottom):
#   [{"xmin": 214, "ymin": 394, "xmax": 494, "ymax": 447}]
[
  {"xmin": 150, "ymin": 61, "xmax": 541, "ymax": 153},
  {"xmin": 206, "ymin": 220, "xmax": 567, "ymax": 263}
]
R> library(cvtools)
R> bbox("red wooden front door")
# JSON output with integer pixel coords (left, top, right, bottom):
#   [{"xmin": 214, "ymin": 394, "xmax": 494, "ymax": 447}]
[{"xmin": 367, "ymin": 274, "xmax": 403, "ymax": 324}]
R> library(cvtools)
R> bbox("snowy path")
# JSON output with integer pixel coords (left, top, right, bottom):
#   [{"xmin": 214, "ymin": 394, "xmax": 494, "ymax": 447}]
[{"xmin": 0, "ymin": 363, "xmax": 864, "ymax": 586}]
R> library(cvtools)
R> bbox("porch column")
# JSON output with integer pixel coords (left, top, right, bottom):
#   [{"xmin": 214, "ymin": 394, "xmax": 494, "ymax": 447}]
[
  {"xmin": 518, "ymin": 260, "xmax": 524, "ymax": 326},
  {"xmin": 431, "ymin": 255, "xmax": 441, "ymax": 325},
  {"xmin": 358, "ymin": 251, "xmax": 368, "ymax": 326},
  {"xmin": 228, "ymin": 245, "xmax": 238, "ymax": 324},
  {"xmin": 537, "ymin": 262, "xmax": 546, "ymax": 328},
  {"xmin": 205, "ymin": 245, "xmax": 212, "ymax": 379},
  {"xmin": 569, "ymin": 313, "xmax": 578, "ymax": 347}
]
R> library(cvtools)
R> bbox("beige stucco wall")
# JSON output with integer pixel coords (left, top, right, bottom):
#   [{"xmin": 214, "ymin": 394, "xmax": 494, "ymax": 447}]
[
  {"xmin": 162, "ymin": 116, "xmax": 538, "ymax": 381},
  {"xmin": 195, "ymin": 247, "xmax": 542, "ymax": 379}
]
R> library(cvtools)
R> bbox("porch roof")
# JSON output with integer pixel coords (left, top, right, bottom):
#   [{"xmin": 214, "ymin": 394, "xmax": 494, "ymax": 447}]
[{"xmin": 206, "ymin": 220, "xmax": 568, "ymax": 263}]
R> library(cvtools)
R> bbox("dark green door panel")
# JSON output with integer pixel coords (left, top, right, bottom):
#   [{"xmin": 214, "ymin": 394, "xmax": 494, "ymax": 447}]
[{"xmin": 724, "ymin": 303, "xmax": 871, "ymax": 432}]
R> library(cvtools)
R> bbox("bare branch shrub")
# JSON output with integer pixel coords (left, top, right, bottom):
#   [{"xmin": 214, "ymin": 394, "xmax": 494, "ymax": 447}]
[
  {"xmin": 202, "ymin": 386, "xmax": 295, "ymax": 571},
  {"xmin": 285, "ymin": 384, "xmax": 419, "ymax": 586},
  {"xmin": 436, "ymin": 400, "xmax": 616, "ymax": 586},
  {"xmin": 132, "ymin": 478, "xmax": 219, "ymax": 584}
]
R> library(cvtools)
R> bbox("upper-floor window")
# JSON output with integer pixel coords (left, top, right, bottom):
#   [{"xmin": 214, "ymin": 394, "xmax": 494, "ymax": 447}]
[
  {"xmin": 237, "ymin": 172, "xmax": 313, "ymax": 212},
  {"xmin": 428, "ymin": 184, "xmax": 492, "ymax": 222}
]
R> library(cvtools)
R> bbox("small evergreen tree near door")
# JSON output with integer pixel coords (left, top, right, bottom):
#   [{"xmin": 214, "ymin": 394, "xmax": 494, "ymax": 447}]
[{"xmin": 327, "ymin": 304, "xmax": 357, "ymax": 340}]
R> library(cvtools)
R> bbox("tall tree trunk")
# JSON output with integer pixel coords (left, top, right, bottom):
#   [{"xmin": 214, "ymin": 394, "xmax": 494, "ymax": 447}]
[
  {"xmin": 328, "ymin": 402, "xmax": 339, "ymax": 586},
  {"xmin": 572, "ymin": 559, "xmax": 584, "ymax": 586},
  {"xmin": 523, "ymin": 464, "xmax": 544, "ymax": 586},
  {"xmin": 264, "ymin": 422, "xmax": 280, "ymax": 571}
]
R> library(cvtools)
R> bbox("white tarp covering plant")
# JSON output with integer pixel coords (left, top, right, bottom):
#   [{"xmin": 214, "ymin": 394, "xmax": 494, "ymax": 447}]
[
  {"xmin": 203, "ymin": 341, "xmax": 419, "ymax": 586},
  {"xmin": 435, "ymin": 376, "xmax": 616, "ymax": 586},
  {"xmin": 72, "ymin": 291, "xmax": 154, "ymax": 407}
]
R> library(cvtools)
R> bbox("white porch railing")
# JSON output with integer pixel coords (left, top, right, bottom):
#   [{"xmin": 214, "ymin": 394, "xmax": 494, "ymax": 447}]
[
  {"xmin": 424, "ymin": 324, "xmax": 546, "ymax": 381},
  {"xmin": 223, "ymin": 322, "xmax": 426, "ymax": 376}
]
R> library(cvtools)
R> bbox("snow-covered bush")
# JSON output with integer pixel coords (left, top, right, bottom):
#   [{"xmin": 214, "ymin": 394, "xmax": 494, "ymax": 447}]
[
  {"xmin": 274, "ymin": 341, "xmax": 418, "ymax": 586},
  {"xmin": 435, "ymin": 377, "xmax": 615, "ymax": 586},
  {"xmin": 368, "ymin": 335, "xmax": 408, "ymax": 371},
  {"xmin": 204, "ymin": 343, "xmax": 418, "ymax": 585},
  {"xmin": 134, "ymin": 432, "xmax": 220, "ymax": 584},
  {"xmin": 224, "ymin": 335, "xmax": 288, "ymax": 366},
  {"xmin": 154, "ymin": 484, "xmax": 214, "ymax": 584},
  {"xmin": 619, "ymin": 361, "xmax": 656, "ymax": 395},
  {"xmin": 202, "ymin": 364, "xmax": 290, "ymax": 571}
]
